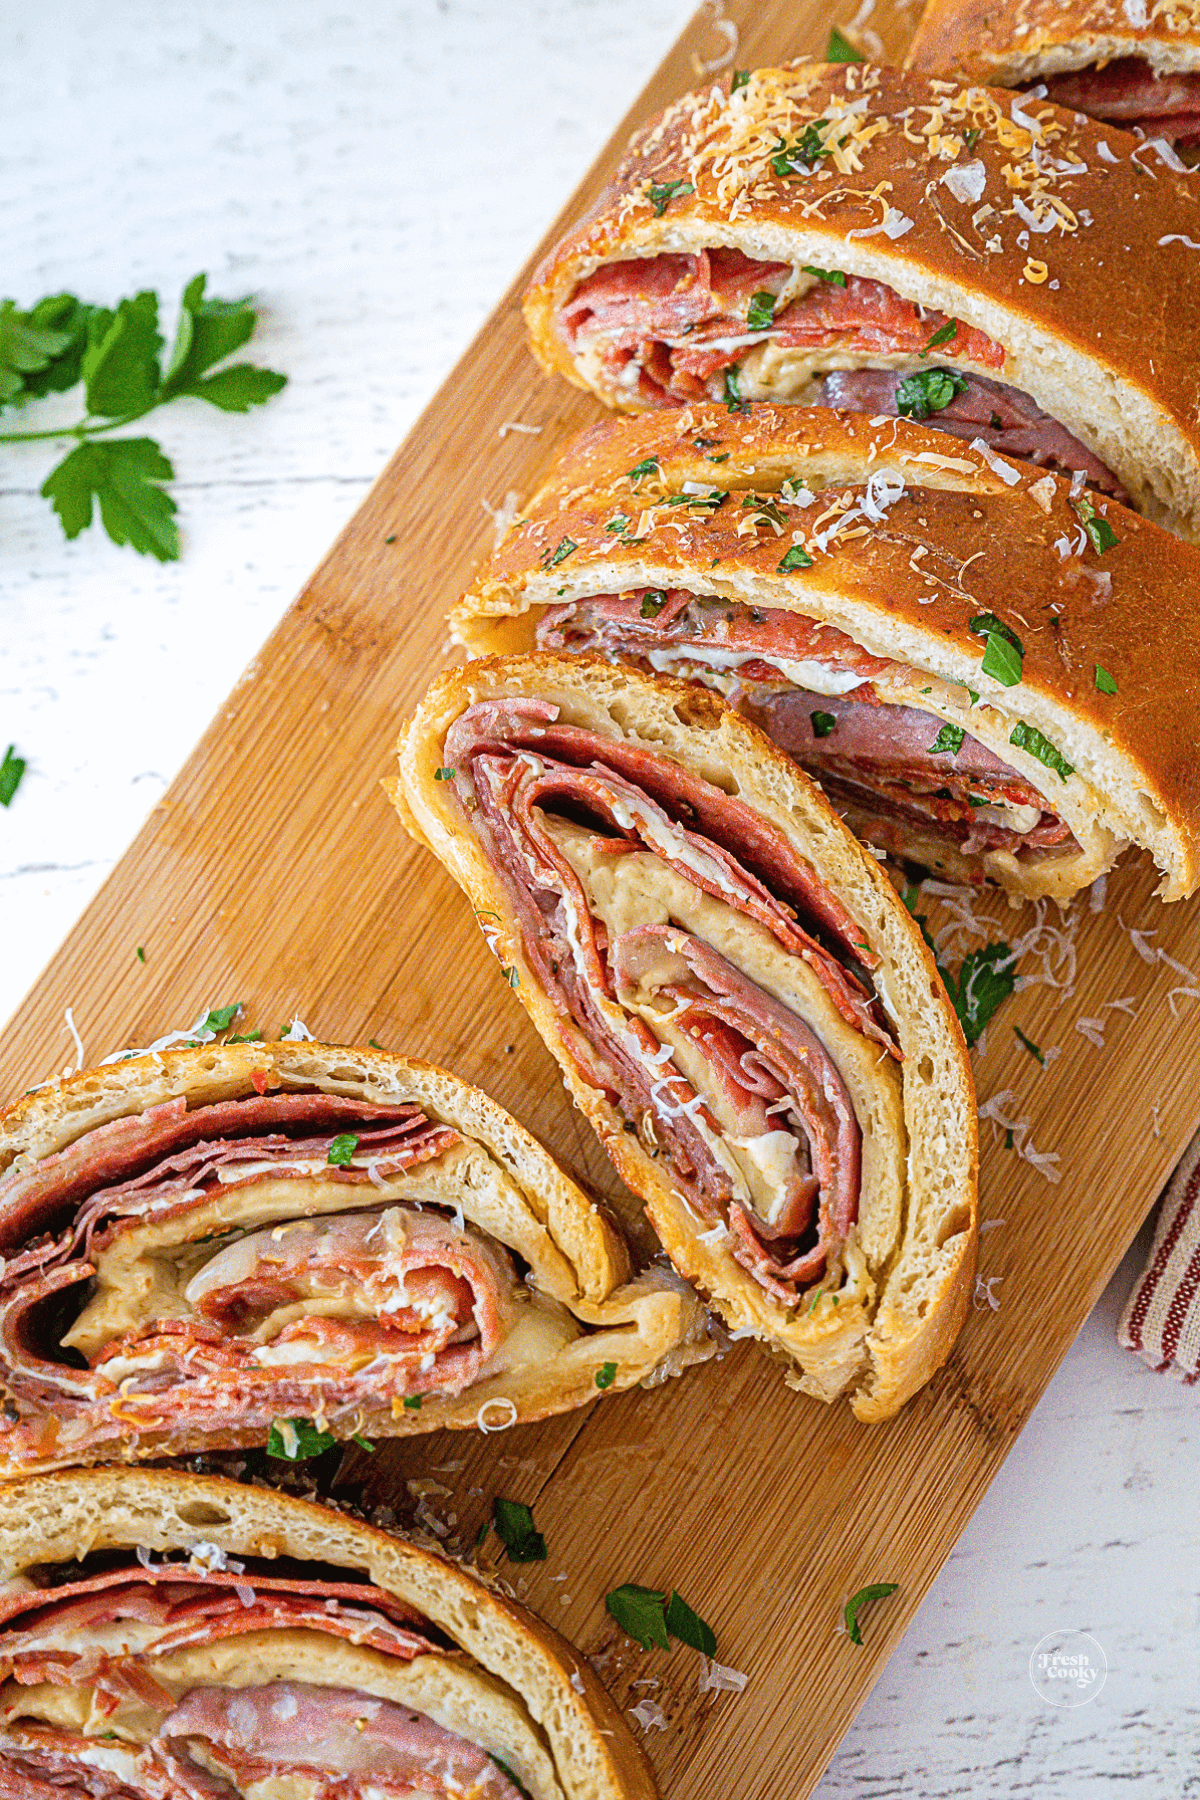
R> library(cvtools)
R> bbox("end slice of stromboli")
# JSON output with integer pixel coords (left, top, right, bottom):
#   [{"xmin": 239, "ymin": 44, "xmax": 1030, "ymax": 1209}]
[
  {"xmin": 0, "ymin": 1466, "xmax": 657, "ymax": 1800},
  {"xmin": 522, "ymin": 61, "xmax": 1200, "ymax": 541},
  {"xmin": 0, "ymin": 1041, "xmax": 709, "ymax": 1476},
  {"xmin": 449, "ymin": 407, "xmax": 1200, "ymax": 906},
  {"xmin": 392, "ymin": 655, "xmax": 978, "ymax": 1422}
]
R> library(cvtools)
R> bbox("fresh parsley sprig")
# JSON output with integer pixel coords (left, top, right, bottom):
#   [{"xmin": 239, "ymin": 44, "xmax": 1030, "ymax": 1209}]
[
  {"xmin": 606, "ymin": 1583, "xmax": 716, "ymax": 1655},
  {"xmin": 0, "ymin": 275, "xmax": 286, "ymax": 560}
]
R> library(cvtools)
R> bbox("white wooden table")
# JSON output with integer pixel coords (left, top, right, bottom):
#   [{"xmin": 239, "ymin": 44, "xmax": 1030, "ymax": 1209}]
[{"xmin": 4, "ymin": 4, "xmax": 1197, "ymax": 1792}]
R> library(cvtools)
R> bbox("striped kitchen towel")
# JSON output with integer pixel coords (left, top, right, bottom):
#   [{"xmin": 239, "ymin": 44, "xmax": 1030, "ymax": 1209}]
[{"xmin": 1120, "ymin": 1131, "xmax": 1200, "ymax": 1382}]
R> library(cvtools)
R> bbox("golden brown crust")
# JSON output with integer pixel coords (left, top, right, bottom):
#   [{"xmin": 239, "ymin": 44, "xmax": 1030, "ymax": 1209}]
[
  {"xmin": 523, "ymin": 62, "xmax": 1200, "ymax": 537},
  {"xmin": 391, "ymin": 654, "xmax": 978, "ymax": 1420},
  {"xmin": 0, "ymin": 1467, "xmax": 658, "ymax": 1800},
  {"xmin": 451, "ymin": 404, "xmax": 1200, "ymax": 901},
  {"xmin": 907, "ymin": 0, "xmax": 1200, "ymax": 84}
]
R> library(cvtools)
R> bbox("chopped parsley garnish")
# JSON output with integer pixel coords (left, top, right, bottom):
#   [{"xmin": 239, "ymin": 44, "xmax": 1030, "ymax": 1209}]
[
  {"xmin": 595, "ymin": 1361, "xmax": 618, "ymax": 1389},
  {"xmin": 200, "ymin": 1002, "xmax": 241, "ymax": 1034},
  {"xmin": 606, "ymin": 1583, "xmax": 716, "ymax": 1655},
  {"xmin": 368, "ymin": 1037, "xmax": 385, "ymax": 1049},
  {"xmin": 1014, "ymin": 1025, "xmax": 1045, "ymax": 1065},
  {"xmin": 492, "ymin": 1497, "xmax": 547, "ymax": 1563},
  {"xmin": 1073, "ymin": 495, "xmax": 1118, "ymax": 554},
  {"xmin": 666, "ymin": 489, "xmax": 726, "ymax": 511},
  {"xmin": 895, "ymin": 366, "xmax": 968, "ymax": 421},
  {"xmin": 541, "ymin": 535, "xmax": 577, "ymax": 569},
  {"xmin": 826, "ymin": 24, "xmax": 865, "ymax": 60},
  {"xmin": 1009, "ymin": 721, "xmax": 1073, "ymax": 782},
  {"xmin": 327, "ymin": 1132, "xmax": 359, "ymax": 1166},
  {"xmin": 647, "ymin": 179, "xmax": 694, "ymax": 218},
  {"xmin": 723, "ymin": 364, "xmax": 745, "ymax": 411},
  {"xmin": 901, "ymin": 888, "xmax": 1015, "ymax": 1046},
  {"xmin": 227, "ymin": 1030, "xmax": 262, "ymax": 1044},
  {"xmin": 969, "ymin": 612, "xmax": 1024, "ymax": 687},
  {"xmin": 267, "ymin": 1418, "xmax": 336, "ymax": 1461},
  {"xmin": 640, "ymin": 590, "xmax": 667, "ymax": 619},
  {"xmin": 434, "ymin": 766, "xmax": 456, "ymax": 781},
  {"xmin": 920, "ymin": 320, "xmax": 958, "ymax": 356},
  {"xmin": 771, "ymin": 121, "xmax": 832, "ymax": 175},
  {"xmin": 605, "ymin": 512, "xmax": 631, "ymax": 535},
  {"xmin": 490, "ymin": 1758, "xmax": 534, "ymax": 1800},
  {"xmin": 810, "ymin": 710, "xmax": 837, "ymax": 738},
  {"xmin": 929, "ymin": 722, "xmax": 965, "ymax": 756},
  {"xmin": 778, "ymin": 544, "xmax": 814, "ymax": 571},
  {"xmin": 707, "ymin": 452, "xmax": 730, "ymax": 463},
  {"xmin": 747, "ymin": 290, "xmax": 776, "ymax": 331},
  {"xmin": 0, "ymin": 745, "xmax": 26, "ymax": 808},
  {"xmin": 740, "ymin": 494, "xmax": 787, "ymax": 529},
  {"xmin": 351, "ymin": 1433, "xmax": 375, "ymax": 1452},
  {"xmin": 627, "ymin": 457, "xmax": 660, "ymax": 485},
  {"xmin": 731, "ymin": 68, "xmax": 751, "ymax": 92},
  {"xmin": 501, "ymin": 965, "xmax": 520, "ymax": 988},
  {"xmin": 802, "ymin": 265, "xmax": 847, "ymax": 286},
  {"xmin": 964, "ymin": 127, "xmax": 982, "ymax": 150},
  {"xmin": 403, "ymin": 1394, "xmax": 422, "ymax": 1410},
  {"xmin": 1094, "ymin": 663, "xmax": 1118, "ymax": 695},
  {"xmin": 844, "ymin": 1582, "xmax": 899, "ymax": 1646},
  {"xmin": 135, "ymin": 945, "xmax": 146, "ymax": 964}
]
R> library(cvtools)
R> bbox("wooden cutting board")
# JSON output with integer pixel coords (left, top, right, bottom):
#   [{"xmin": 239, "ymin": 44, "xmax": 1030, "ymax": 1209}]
[{"xmin": 5, "ymin": 3, "xmax": 1198, "ymax": 1794}]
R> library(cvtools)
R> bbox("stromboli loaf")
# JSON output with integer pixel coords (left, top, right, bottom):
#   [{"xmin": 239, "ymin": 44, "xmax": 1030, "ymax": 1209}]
[
  {"xmin": 452, "ymin": 405, "xmax": 1200, "ymax": 904},
  {"xmin": 523, "ymin": 61, "xmax": 1200, "ymax": 539},
  {"xmin": 0, "ymin": 1466, "xmax": 655, "ymax": 1800},
  {"xmin": 907, "ymin": 0, "xmax": 1200, "ymax": 152},
  {"xmin": 391, "ymin": 656, "xmax": 978, "ymax": 1422},
  {"xmin": 0, "ymin": 1040, "xmax": 707, "ymax": 1476}
]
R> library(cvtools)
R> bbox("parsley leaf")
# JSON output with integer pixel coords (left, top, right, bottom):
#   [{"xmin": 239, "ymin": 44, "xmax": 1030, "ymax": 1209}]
[
  {"xmin": 492, "ymin": 1497, "xmax": 547, "ymax": 1563},
  {"xmin": 946, "ymin": 942, "xmax": 1017, "ymax": 1046},
  {"xmin": 0, "ymin": 300, "xmax": 75, "ymax": 407},
  {"xmin": 541, "ymin": 536, "xmax": 577, "ymax": 569},
  {"xmin": 490, "ymin": 1758, "xmax": 534, "ymax": 1800},
  {"xmin": 1009, "ymin": 721, "xmax": 1073, "ymax": 782},
  {"xmin": 895, "ymin": 366, "xmax": 967, "ymax": 421},
  {"xmin": 352, "ymin": 1433, "xmax": 375, "ymax": 1452},
  {"xmin": 929, "ymin": 722, "xmax": 965, "ymax": 755},
  {"xmin": 267, "ymin": 1417, "xmax": 336, "ymax": 1460},
  {"xmin": 723, "ymin": 364, "xmax": 745, "ymax": 411},
  {"xmin": 403, "ymin": 1394, "xmax": 422, "ymax": 1410},
  {"xmin": 595, "ymin": 1361, "xmax": 618, "ymax": 1389},
  {"xmin": 810, "ymin": 710, "xmax": 837, "ymax": 738},
  {"xmin": 969, "ymin": 612, "xmax": 1024, "ymax": 687},
  {"xmin": 844, "ymin": 1582, "xmax": 899, "ymax": 1646},
  {"xmin": 964, "ymin": 127, "xmax": 982, "ymax": 150},
  {"xmin": 0, "ymin": 745, "xmax": 26, "ymax": 808},
  {"xmin": 160, "ymin": 274, "xmax": 286, "ymax": 411},
  {"xmin": 135, "ymin": 946, "xmax": 146, "ymax": 964},
  {"xmin": 200, "ymin": 1002, "xmax": 241, "ymax": 1033},
  {"xmin": 82, "ymin": 290, "xmax": 164, "ymax": 418},
  {"xmin": 771, "ymin": 122, "xmax": 832, "ymax": 175},
  {"xmin": 227, "ymin": 1030, "xmax": 262, "ymax": 1044},
  {"xmin": 606, "ymin": 1584, "xmax": 671, "ymax": 1651},
  {"xmin": 627, "ymin": 457, "xmax": 659, "ymax": 485},
  {"xmin": 434, "ymin": 766, "xmax": 456, "ymax": 781},
  {"xmin": 778, "ymin": 544, "xmax": 814, "ymax": 571},
  {"xmin": 1073, "ymin": 495, "xmax": 1118, "ymax": 554},
  {"xmin": 640, "ymin": 590, "xmax": 667, "ymax": 619},
  {"xmin": 1014, "ymin": 1025, "xmax": 1045, "ymax": 1065},
  {"xmin": 1095, "ymin": 663, "xmax": 1118, "ymax": 695},
  {"xmin": 747, "ymin": 290, "xmax": 776, "ymax": 331},
  {"xmin": 647, "ymin": 179, "xmax": 694, "ymax": 218},
  {"xmin": 731, "ymin": 69, "xmax": 751, "ymax": 92},
  {"xmin": 802, "ymin": 265, "xmax": 847, "ymax": 286},
  {"xmin": 920, "ymin": 320, "xmax": 957, "ymax": 356},
  {"xmin": 42, "ymin": 438, "xmax": 179, "ymax": 561},
  {"xmin": 664, "ymin": 1591, "xmax": 717, "ymax": 1656},
  {"xmin": 826, "ymin": 24, "xmax": 865, "ymax": 60},
  {"xmin": 327, "ymin": 1132, "xmax": 359, "ymax": 1167}
]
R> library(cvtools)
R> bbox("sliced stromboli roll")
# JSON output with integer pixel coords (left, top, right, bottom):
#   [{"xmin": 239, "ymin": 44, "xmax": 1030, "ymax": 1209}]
[
  {"xmin": 451, "ymin": 407, "xmax": 1200, "ymax": 904},
  {"xmin": 0, "ymin": 1041, "xmax": 707, "ymax": 1476},
  {"xmin": 523, "ymin": 61, "xmax": 1200, "ymax": 539},
  {"xmin": 391, "ymin": 656, "xmax": 978, "ymax": 1422},
  {"xmin": 907, "ymin": 0, "xmax": 1200, "ymax": 155},
  {"xmin": 0, "ymin": 1467, "xmax": 656, "ymax": 1800}
]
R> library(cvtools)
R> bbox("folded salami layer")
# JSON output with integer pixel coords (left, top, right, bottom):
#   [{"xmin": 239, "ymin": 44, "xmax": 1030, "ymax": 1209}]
[
  {"xmin": 523, "ymin": 62, "xmax": 1200, "ymax": 540},
  {"xmin": 0, "ymin": 1041, "xmax": 707, "ymax": 1475},
  {"xmin": 907, "ymin": 0, "xmax": 1200, "ymax": 152},
  {"xmin": 392, "ymin": 656, "xmax": 977, "ymax": 1421},
  {"xmin": 0, "ymin": 1467, "xmax": 655, "ymax": 1800},
  {"xmin": 452, "ymin": 406, "xmax": 1200, "ymax": 904}
]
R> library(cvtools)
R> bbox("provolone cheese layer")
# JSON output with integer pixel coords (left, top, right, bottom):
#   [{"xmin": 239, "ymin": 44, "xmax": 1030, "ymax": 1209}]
[
  {"xmin": 443, "ymin": 697, "xmax": 906, "ymax": 1316},
  {"xmin": 536, "ymin": 589, "xmax": 1095, "ymax": 884},
  {"xmin": 0, "ymin": 1088, "xmax": 588, "ymax": 1468},
  {"xmin": 0, "ymin": 1554, "xmax": 561, "ymax": 1798},
  {"xmin": 559, "ymin": 250, "xmax": 1125, "ymax": 495}
]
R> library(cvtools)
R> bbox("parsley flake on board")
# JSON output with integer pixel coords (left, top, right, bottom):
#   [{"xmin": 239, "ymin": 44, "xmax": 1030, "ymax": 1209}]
[
  {"xmin": 747, "ymin": 290, "xmax": 776, "ymax": 331},
  {"xmin": 802, "ymin": 265, "xmax": 847, "ymax": 286},
  {"xmin": 2, "ymin": 275, "xmax": 286, "ymax": 559},
  {"xmin": 810, "ymin": 711, "xmax": 837, "ymax": 738},
  {"xmin": 327, "ymin": 1132, "xmax": 359, "ymax": 1167},
  {"xmin": 1095, "ymin": 664, "xmax": 1118, "ymax": 694},
  {"xmin": 351, "ymin": 1433, "xmax": 375, "ymax": 1453},
  {"xmin": 646, "ymin": 179, "xmax": 694, "ymax": 218},
  {"xmin": 920, "ymin": 320, "xmax": 957, "ymax": 356},
  {"xmin": 929, "ymin": 722, "xmax": 965, "ymax": 756},
  {"xmin": 267, "ymin": 1418, "xmax": 336, "ymax": 1461},
  {"xmin": 595, "ymin": 1361, "xmax": 618, "ymax": 1389},
  {"xmin": 135, "ymin": 946, "xmax": 146, "ymax": 964},
  {"xmin": 227, "ymin": 1031, "xmax": 262, "ymax": 1044},
  {"xmin": 844, "ymin": 1582, "xmax": 899, "ymax": 1646},
  {"xmin": 778, "ymin": 544, "xmax": 814, "ymax": 571},
  {"xmin": 1073, "ymin": 495, "xmax": 1118, "ymax": 553},
  {"xmin": 901, "ymin": 888, "xmax": 1016, "ymax": 1047},
  {"xmin": 1009, "ymin": 721, "xmax": 1073, "ymax": 782},
  {"xmin": 199, "ymin": 1002, "xmax": 241, "ymax": 1034},
  {"xmin": 606, "ymin": 1584, "xmax": 717, "ymax": 1655},
  {"xmin": 664, "ymin": 1591, "xmax": 717, "ymax": 1655},
  {"xmin": 826, "ymin": 25, "xmax": 866, "ymax": 60},
  {"xmin": 492, "ymin": 1498, "xmax": 547, "ymax": 1563},
  {"xmin": 1014, "ymin": 1025, "xmax": 1045, "ymax": 1065},
  {"xmin": 969, "ymin": 612, "xmax": 1024, "ymax": 687},
  {"xmin": 895, "ymin": 366, "xmax": 968, "ymax": 421},
  {"xmin": 0, "ymin": 745, "xmax": 26, "ymax": 808}
]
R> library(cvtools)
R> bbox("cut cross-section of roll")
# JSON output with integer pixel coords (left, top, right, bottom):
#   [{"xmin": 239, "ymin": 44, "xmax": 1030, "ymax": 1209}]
[
  {"xmin": 451, "ymin": 405, "xmax": 1200, "ymax": 904},
  {"xmin": 523, "ymin": 61, "xmax": 1200, "ymax": 539},
  {"xmin": 392, "ymin": 656, "xmax": 978, "ymax": 1422},
  {"xmin": 907, "ymin": 0, "xmax": 1200, "ymax": 156},
  {"xmin": 0, "ymin": 1466, "xmax": 656, "ymax": 1800},
  {"xmin": 0, "ymin": 1041, "xmax": 708, "ymax": 1476}
]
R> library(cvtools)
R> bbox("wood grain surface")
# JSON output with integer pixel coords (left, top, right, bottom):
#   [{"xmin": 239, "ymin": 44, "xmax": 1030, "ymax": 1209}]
[{"xmin": 4, "ymin": 4, "xmax": 1199, "ymax": 1797}]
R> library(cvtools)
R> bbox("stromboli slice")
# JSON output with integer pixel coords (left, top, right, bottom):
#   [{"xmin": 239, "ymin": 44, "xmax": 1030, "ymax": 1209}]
[
  {"xmin": 392, "ymin": 656, "xmax": 978, "ymax": 1421},
  {"xmin": 452, "ymin": 406, "xmax": 1200, "ymax": 904},
  {"xmin": 0, "ymin": 1040, "xmax": 707, "ymax": 1477},
  {"xmin": 523, "ymin": 61, "xmax": 1200, "ymax": 539},
  {"xmin": 0, "ymin": 1466, "xmax": 655, "ymax": 1800},
  {"xmin": 907, "ymin": 0, "xmax": 1200, "ymax": 154}
]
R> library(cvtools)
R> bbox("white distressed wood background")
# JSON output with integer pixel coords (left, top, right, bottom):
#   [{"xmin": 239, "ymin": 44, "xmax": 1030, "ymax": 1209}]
[{"xmin": 4, "ymin": 4, "xmax": 1198, "ymax": 1793}]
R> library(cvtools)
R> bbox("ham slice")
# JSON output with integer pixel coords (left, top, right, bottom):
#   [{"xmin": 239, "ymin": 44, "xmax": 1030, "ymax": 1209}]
[{"xmin": 1040, "ymin": 59, "xmax": 1200, "ymax": 145}]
